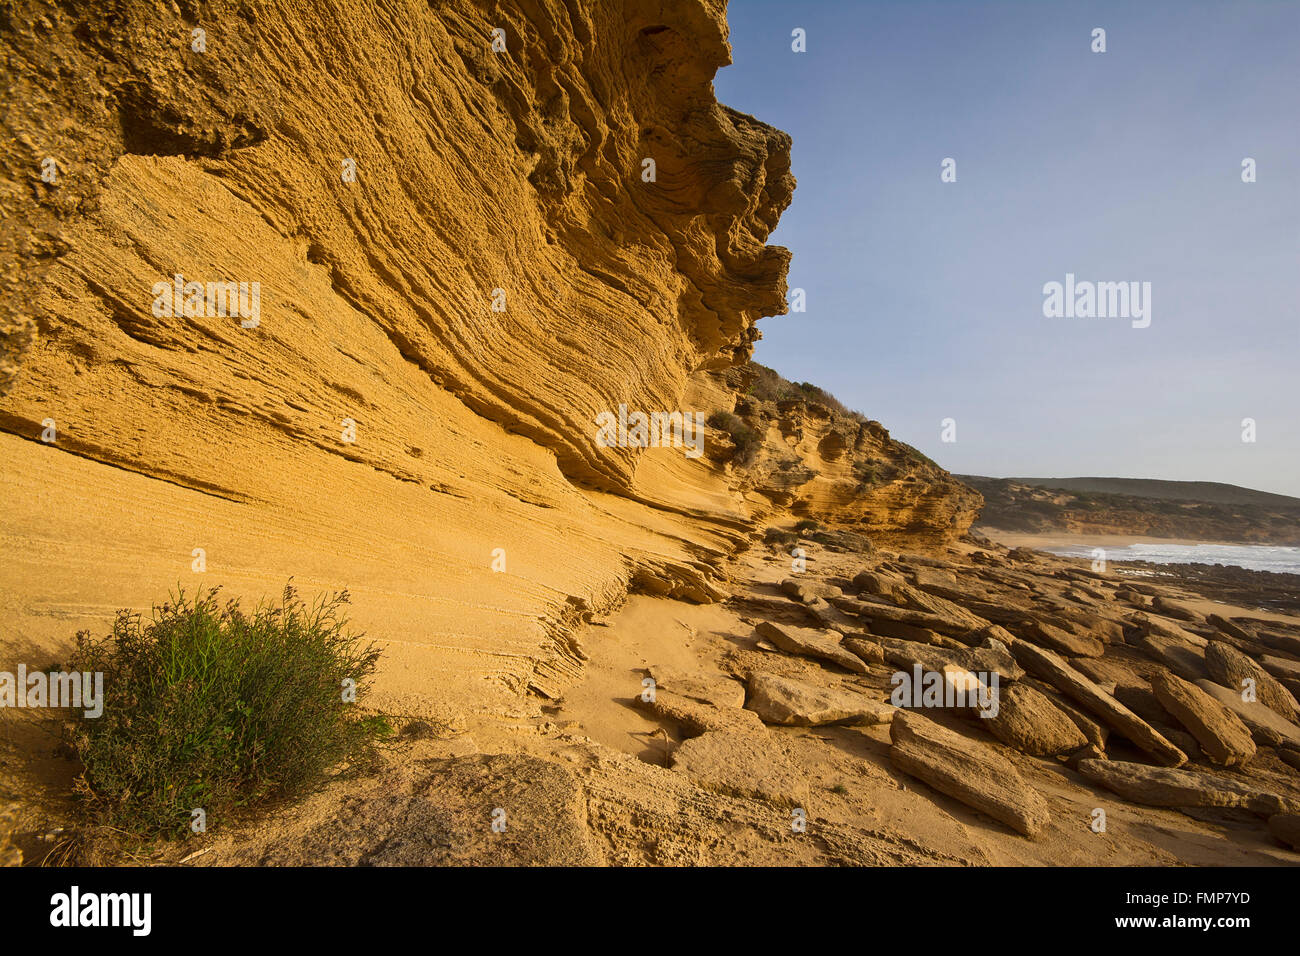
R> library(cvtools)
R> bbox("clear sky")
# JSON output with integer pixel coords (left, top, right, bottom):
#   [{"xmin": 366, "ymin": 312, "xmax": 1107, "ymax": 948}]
[{"xmin": 714, "ymin": 0, "xmax": 1299, "ymax": 496}]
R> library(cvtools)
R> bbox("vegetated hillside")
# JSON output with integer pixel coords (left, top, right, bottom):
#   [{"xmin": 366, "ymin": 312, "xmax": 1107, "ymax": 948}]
[
  {"xmin": 1003, "ymin": 477, "xmax": 1300, "ymax": 509},
  {"xmin": 963, "ymin": 475, "xmax": 1300, "ymax": 545},
  {"xmin": 718, "ymin": 363, "xmax": 982, "ymax": 541}
]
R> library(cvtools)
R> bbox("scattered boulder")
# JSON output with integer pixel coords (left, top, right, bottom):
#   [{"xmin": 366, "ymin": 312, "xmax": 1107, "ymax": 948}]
[
  {"xmin": 1012, "ymin": 641, "xmax": 1186, "ymax": 767},
  {"xmin": 982, "ymin": 683, "xmax": 1088, "ymax": 756},
  {"xmin": 1194, "ymin": 680, "xmax": 1300, "ymax": 748},
  {"xmin": 780, "ymin": 578, "xmax": 842, "ymax": 604},
  {"xmin": 1150, "ymin": 671, "xmax": 1256, "ymax": 767},
  {"xmin": 753, "ymin": 620, "xmax": 868, "ymax": 674},
  {"xmin": 841, "ymin": 636, "xmax": 884, "ymax": 666},
  {"xmin": 1017, "ymin": 619, "xmax": 1105, "ymax": 658},
  {"xmin": 852, "ymin": 568, "xmax": 904, "ymax": 596},
  {"xmin": 746, "ymin": 672, "xmax": 895, "ymax": 727},
  {"xmin": 1153, "ymin": 595, "xmax": 1201, "ymax": 622},
  {"xmin": 877, "ymin": 636, "xmax": 1023, "ymax": 683},
  {"xmin": 1078, "ymin": 759, "xmax": 1299, "ymax": 817},
  {"xmin": 889, "ymin": 710, "xmax": 1051, "ymax": 838},
  {"xmin": 890, "ymin": 583, "xmax": 989, "ymax": 631},
  {"xmin": 1133, "ymin": 631, "xmax": 1208, "ymax": 682},
  {"xmin": 834, "ymin": 595, "xmax": 983, "ymax": 639},
  {"xmin": 1066, "ymin": 743, "xmax": 1107, "ymax": 770},
  {"xmin": 961, "ymin": 622, "xmax": 1019, "ymax": 648},
  {"xmin": 633, "ymin": 689, "xmax": 767, "ymax": 737},
  {"xmin": 1205, "ymin": 641, "xmax": 1298, "ymax": 722},
  {"xmin": 646, "ymin": 665, "xmax": 746, "ymax": 709}
]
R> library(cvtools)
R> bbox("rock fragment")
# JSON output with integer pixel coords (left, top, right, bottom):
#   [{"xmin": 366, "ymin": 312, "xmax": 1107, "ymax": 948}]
[
  {"xmin": 1078, "ymin": 759, "xmax": 1298, "ymax": 817},
  {"xmin": 1011, "ymin": 641, "xmax": 1186, "ymax": 767},
  {"xmin": 1150, "ymin": 671, "xmax": 1255, "ymax": 766},
  {"xmin": 889, "ymin": 710, "xmax": 1051, "ymax": 838},
  {"xmin": 754, "ymin": 620, "xmax": 868, "ymax": 674}
]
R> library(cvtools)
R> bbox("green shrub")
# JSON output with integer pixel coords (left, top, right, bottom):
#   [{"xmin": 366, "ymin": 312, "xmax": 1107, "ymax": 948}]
[
  {"xmin": 707, "ymin": 410, "xmax": 761, "ymax": 463},
  {"xmin": 763, "ymin": 527, "xmax": 798, "ymax": 548},
  {"xmin": 793, "ymin": 518, "xmax": 821, "ymax": 533},
  {"xmin": 65, "ymin": 584, "xmax": 387, "ymax": 840}
]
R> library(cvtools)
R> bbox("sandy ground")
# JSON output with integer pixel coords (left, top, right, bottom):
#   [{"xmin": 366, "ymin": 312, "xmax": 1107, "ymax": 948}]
[{"xmin": 8, "ymin": 529, "xmax": 1300, "ymax": 867}]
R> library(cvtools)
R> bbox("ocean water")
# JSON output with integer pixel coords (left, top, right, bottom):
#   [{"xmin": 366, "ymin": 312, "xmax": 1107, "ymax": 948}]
[{"xmin": 1041, "ymin": 542, "xmax": 1300, "ymax": 575}]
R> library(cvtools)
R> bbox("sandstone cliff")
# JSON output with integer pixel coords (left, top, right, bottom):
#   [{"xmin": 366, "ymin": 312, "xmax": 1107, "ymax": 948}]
[{"xmin": 0, "ymin": 0, "xmax": 971, "ymax": 722}]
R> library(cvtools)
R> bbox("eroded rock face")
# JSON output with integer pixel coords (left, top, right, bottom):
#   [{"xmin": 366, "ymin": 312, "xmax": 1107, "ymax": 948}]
[
  {"xmin": 0, "ymin": 1, "xmax": 984, "ymax": 723},
  {"xmin": 0, "ymin": 0, "xmax": 802, "ymax": 711},
  {"xmin": 719, "ymin": 365, "xmax": 983, "ymax": 542}
]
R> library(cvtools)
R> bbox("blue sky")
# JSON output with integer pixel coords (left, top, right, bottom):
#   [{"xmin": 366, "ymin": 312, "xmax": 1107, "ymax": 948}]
[{"xmin": 714, "ymin": 0, "xmax": 1299, "ymax": 495}]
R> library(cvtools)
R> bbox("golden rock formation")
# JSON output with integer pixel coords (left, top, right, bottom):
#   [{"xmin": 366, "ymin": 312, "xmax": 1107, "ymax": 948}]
[{"xmin": 0, "ymin": 0, "xmax": 975, "ymax": 720}]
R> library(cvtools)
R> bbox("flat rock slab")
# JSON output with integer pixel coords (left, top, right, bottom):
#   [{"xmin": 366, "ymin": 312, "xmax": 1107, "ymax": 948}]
[
  {"xmin": 1195, "ymin": 679, "xmax": 1300, "ymax": 749},
  {"xmin": 878, "ymin": 636, "xmax": 1024, "ymax": 683},
  {"xmin": 671, "ymin": 731, "xmax": 807, "ymax": 807},
  {"xmin": 647, "ymin": 664, "xmax": 746, "ymax": 709},
  {"xmin": 890, "ymin": 582, "xmax": 990, "ymax": 631},
  {"xmin": 983, "ymin": 682, "xmax": 1088, "ymax": 756},
  {"xmin": 1019, "ymin": 619, "xmax": 1105, "ymax": 658},
  {"xmin": 754, "ymin": 620, "xmax": 868, "ymax": 674},
  {"xmin": 1206, "ymin": 641, "xmax": 1298, "ymax": 722},
  {"xmin": 1153, "ymin": 596, "xmax": 1201, "ymax": 622},
  {"xmin": 1078, "ymin": 758, "xmax": 1299, "ymax": 817},
  {"xmin": 889, "ymin": 709, "xmax": 1051, "ymax": 838},
  {"xmin": 746, "ymin": 672, "xmax": 895, "ymax": 727},
  {"xmin": 1012, "ymin": 641, "xmax": 1186, "ymax": 767},
  {"xmin": 633, "ymin": 689, "xmax": 768, "ymax": 737},
  {"xmin": 1151, "ymin": 670, "xmax": 1255, "ymax": 767},
  {"xmin": 1133, "ymin": 632, "xmax": 1208, "ymax": 682},
  {"xmin": 833, "ymin": 595, "xmax": 977, "ymax": 638},
  {"xmin": 780, "ymin": 577, "xmax": 842, "ymax": 604},
  {"xmin": 1260, "ymin": 655, "xmax": 1300, "ymax": 683},
  {"xmin": 841, "ymin": 636, "xmax": 884, "ymax": 665}
]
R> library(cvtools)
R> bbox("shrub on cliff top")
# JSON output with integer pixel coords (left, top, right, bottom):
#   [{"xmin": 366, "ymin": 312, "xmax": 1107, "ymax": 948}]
[
  {"xmin": 65, "ymin": 584, "xmax": 387, "ymax": 840},
  {"xmin": 707, "ymin": 410, "xmax": 762, "ymax": 463}
]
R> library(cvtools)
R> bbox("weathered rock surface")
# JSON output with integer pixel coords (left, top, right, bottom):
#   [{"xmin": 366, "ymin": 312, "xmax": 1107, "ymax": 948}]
[
  {"xmin": 1133, "ymin": 632, "xmax": 1209, "ymax": 682},
  {"xmin": 754, "ymin": 620, "xmax": 868, "ymax": 674},
  {"xmin": 1205, "ymin": 642, "xmax": 1299, "ymax": 722},
  {"xmin": 1078, "ymin": 759, "xmax": 1298, "ymax": 817},
  {"xmin": 746, "ymin": 672, "xmax": 894, "ymax": 727},
  {"xmin": 671, "ymin": 731, "xmax": 807, "ymax": 806},
  {"xmin": 889, "ymin": 710, "xmax": 1051, "ymax": 838},
  {"xmin": 1012, "ymin": 641, "xmax": 1186, "ymax": 766},
  {"xmin": 841, "ymin": 636, "xmax": 885, "ymax": 666},
  {"xmin": 634, "ymin": 689, "xmax": 767, "ymax": 738},
  {"xmin": 1266, "ymin": 814, "xmax": 1300, "ymax": 851},
  {"xmin": 1195, "ymin": 680, "xmax": 1300, "ymax": 748},
  {"xmin": 982, "ymin": 683, "xmax": 1089, "ymax": 756},
  {"xmin": 1150, "ymin": 671, "xmax": 1256, "ymax": 767},
  {"xmin": 878, "ymin": 636, "xmax": 1023, "ymax": 683},
  {"xmin": 1018, "ymin": 619, "xmax": 1105, "ymax": 658},
  {"xmin": 647, "ymin": 665, "xmax": 746, "ymax": 710},
  {"xmin": 257, "ymin": 754, "xmax": 603, "ymax": 866}
]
